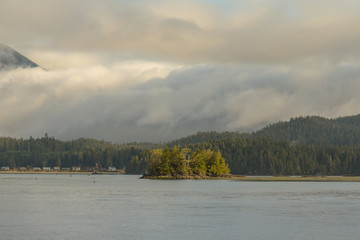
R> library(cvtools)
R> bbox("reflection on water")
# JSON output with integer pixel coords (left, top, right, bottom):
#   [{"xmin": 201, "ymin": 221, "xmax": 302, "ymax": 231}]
[{"xmin": 0, "ymin": 174, "xmax": 359, "ymax": 240}]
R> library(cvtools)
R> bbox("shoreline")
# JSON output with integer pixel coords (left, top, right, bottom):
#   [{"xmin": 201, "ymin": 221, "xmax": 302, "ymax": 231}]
[
  {"xmin": 0, "ymin": 170, "xmax": 125, "ymax": 175},
  {"xmin": 141, "ymin": 175, "xmax": 360, "ymax": 182},
  {"xmin": 2, "ymin": 171, "xmax": 360, "ymax": 181}
]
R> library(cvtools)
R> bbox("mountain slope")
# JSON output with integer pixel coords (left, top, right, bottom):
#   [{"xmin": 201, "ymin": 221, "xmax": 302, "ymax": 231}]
[
  {"xmin": 255, "ymin": 114, "xmax": 360, "ymax": 146},
  {"xmin": 0, "ymin": 43, "xmax": 39, "ymax": 70},
  {"xmin": 167, "ymin": 114, "xmax": 360, "ymax": 147},
  {"xmin": 168, "ymin": 131, "xmax": 251, "ymax": 146}
]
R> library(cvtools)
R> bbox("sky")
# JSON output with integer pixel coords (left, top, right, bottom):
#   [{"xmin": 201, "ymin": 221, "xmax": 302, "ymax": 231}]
[{"xmin": 1, "ymin": 0, "xmax": 360, "ymax": 143}]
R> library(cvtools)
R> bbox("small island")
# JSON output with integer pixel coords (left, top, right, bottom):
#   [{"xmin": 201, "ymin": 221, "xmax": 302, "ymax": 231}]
[{"xmin": 141, "ymin": 146, "xmax": 230, "ymax": 179}]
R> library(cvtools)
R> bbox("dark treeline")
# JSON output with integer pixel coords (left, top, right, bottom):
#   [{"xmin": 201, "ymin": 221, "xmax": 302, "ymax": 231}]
[
  {"xmin": 189, "ymin": 137, "xmax": 360, "ymax": 175},
  {"xmin": 0, "ymin": 135, "xmax": 158, "ymax": 172},
  {"xmin": 2, "ymin": 134, "xmax": 360, "ymax": 175}
]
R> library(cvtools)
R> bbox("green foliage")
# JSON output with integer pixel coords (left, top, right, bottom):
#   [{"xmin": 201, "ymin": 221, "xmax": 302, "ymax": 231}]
[
  {"xmin": 147, "ymin": 146, "xmax": 230, "ymax": 177},
  {"xmin": 189, "ymin": 150, "xmax": 207, "ymax": 175},
  {"xmin": 170, "ymin": 146, "xmax": 189, "ymax": 175},
  {"xmin": 158, "ymin": 146, "xmax": 172, "ymax": 176},
  {"xmin": 148, "ymin": 149, "xmax": 163, "ymax": 176}
]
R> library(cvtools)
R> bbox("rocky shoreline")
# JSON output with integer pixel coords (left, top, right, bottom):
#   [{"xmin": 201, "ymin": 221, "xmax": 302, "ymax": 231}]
[{"xmin": 141, "ymin": 174, "xmax": 360, "ymax": 181}]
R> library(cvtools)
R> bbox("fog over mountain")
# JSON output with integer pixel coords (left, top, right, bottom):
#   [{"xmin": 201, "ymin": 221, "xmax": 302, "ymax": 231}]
[
  {"xmin": 0, "ymin": 43, "xmax": 39, "ymax": 70},
  {"xmin": 1, "ymin": 0, "xmax": 360, "ymax": 143},
  {"xmin": 1, "ymin": 52, "xmax": 360, "ymax": 143}
]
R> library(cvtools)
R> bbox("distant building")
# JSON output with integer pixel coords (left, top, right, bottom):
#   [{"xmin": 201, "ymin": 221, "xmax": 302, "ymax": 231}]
[
  {"xmin": 72, "ymin": 166, "xmax": 81, "ymax": 171},
  {"xmin": 86, "ymin": 167, "xmax": 96, "ymax": 171},
  {"xmin": 19, "ymin": 167, "xmax": 27, "ymax": 171},
  {"xmin": 53, "ymin": 166, "xmax": 60, "ymax": 171},
  {"xmin": 43, "ymin": 167, "xmax": 51, "ymax": 171},
  {"xmin": 108, "ymin": 166, "xmax": 116, "ymax": 171},
  {"xmin": 62, "ymin": 168, "xmax": 71, "ymax": 171},
  {"xmin": 32, "ymin": 167, "xmax": 41, "ymax": 171},
  {"xmin": 1, "ymin": 166, "xmax": 10, "ymax": 171}
]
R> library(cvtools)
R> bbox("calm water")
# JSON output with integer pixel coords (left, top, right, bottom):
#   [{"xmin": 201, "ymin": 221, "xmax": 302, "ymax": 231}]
[{"xmin": 0, "ymin": 174, "xmax": 359, "ymax": 240}]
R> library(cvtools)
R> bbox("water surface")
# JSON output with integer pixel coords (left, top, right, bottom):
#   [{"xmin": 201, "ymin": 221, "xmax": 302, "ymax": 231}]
[{"xmin": 0, "ymin": 174, "xmax": 359, "ymax": 240}]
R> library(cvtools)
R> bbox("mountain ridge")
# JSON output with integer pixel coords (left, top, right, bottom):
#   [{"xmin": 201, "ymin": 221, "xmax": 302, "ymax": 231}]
[
  {"xmin": 0, "ymin": 43, "xmax": 39, "ymax": 70},
  {"xmin": 1, "ymin": 113, "xmax": 360, "ymax": 175},
  {"xmin": 168, "ymin": 114, "xmax": 360, "ymax": 147},
  {"xmin": 255, "ymin": 114, "xmax": 360, "ymax": 146}
]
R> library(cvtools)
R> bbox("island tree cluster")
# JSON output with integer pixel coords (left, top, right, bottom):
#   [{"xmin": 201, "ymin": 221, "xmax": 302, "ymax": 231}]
[{"xmin": 146, "ymin": 146, "xmax": 230, "ymax": 177}]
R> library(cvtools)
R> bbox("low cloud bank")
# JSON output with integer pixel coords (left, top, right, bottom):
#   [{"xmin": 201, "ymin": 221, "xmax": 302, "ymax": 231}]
[{"xmin": 1, "ymin": 58, "xmax": 360, "ymax": 143}]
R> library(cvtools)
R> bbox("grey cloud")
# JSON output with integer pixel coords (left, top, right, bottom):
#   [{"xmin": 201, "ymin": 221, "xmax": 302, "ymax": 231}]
[
  {"xmin": 2, "ymin": 0, "xmax": 360, "ymax": 63},
  {"xmin": 161, "ymin": 18, "xmax": 200, "ymax": 32}
]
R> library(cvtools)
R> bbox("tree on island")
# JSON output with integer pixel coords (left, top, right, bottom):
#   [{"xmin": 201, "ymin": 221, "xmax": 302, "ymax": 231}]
[{"xmin": 147, "ymin": 146, "xmax": 230, "ymax": 177}]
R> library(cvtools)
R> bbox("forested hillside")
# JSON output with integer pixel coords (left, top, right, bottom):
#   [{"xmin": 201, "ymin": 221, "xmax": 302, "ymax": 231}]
[
  {"xmin": 255, "ymin": 115, "xmax": 360, "ymax": 146},
  {"xmin": 2, "ymin": 114, "xmax": 360, "ymax": 175},
  {"xmin": 187, "ymin": 137, "xmax": 360, "ymax": 175},
  {"xmin": 168, "ymin": 131, "xmax": 250, "ymax": 146},
  {"xmin": 170, "ymin": 114, "xmax": 360, "ymax": 147}
]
